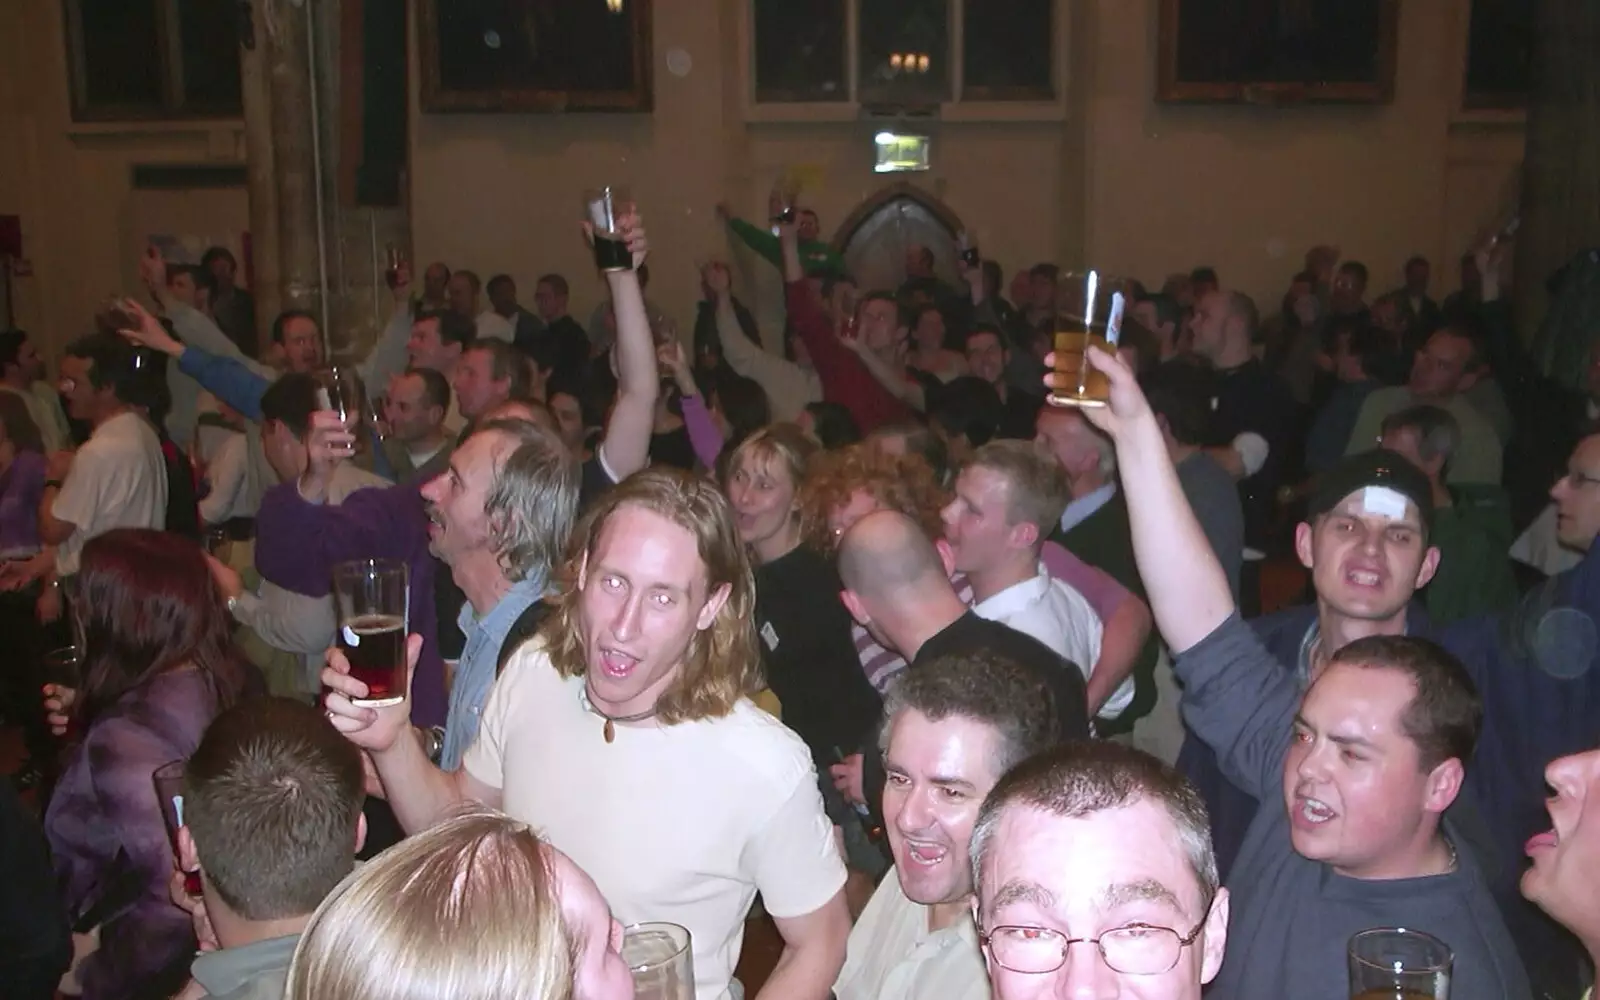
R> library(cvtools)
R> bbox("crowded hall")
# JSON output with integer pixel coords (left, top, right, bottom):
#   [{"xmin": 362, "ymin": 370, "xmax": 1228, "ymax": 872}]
[{"xmin": 5, "ymin": 2, "xmax": 1600, "ymax": 1000}]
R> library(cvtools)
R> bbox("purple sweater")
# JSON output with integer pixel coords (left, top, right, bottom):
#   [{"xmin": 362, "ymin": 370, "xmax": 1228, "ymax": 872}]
[
  {"xmin": 0, "ymin": 450, "xmax": 45, "ymax": 557},
  {"xmin": 44, "ymin": 669, "xmax": 217, "ymax": 1000},
  {"xmin": 253, "ymin": 480, "xmax": 446, "ymax": 727}
]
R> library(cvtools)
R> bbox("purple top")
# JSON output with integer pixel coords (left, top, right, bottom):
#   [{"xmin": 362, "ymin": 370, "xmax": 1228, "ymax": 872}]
[
  {"xmin": 0, "ymin": 450, "xmax": 45, "ymax": 557},
  {"xmin": 253, "ymin": 481, "xmax": 446, "ymax": 727},
  {"xmin": 44, "ymin": 668, "xmax": 218, "ymax": 1000},
  {"xmin": 680, "ymin": 394, "xmax": 724, "ymax": 471}
]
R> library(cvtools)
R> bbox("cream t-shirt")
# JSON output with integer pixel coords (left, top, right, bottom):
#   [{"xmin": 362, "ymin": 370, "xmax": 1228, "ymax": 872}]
[
  {"xmin": 53, "ymin": 411, "xmax": 167, "ymax": 576},
  {"xmin": 464, "ymin": 645, "xmax": 846, "ymax": 1000},
  {"xmin": 834, "ymin": 869, "xmax": 989, "ymax": 1000}
]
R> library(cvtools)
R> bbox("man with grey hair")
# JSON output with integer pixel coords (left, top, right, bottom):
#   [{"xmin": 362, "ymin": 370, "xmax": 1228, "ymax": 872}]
[
  {"xmin": 1380, "ymin": 404, "xmax": 1516, "ymax": 624},
  {"xmin": 834, "ymin": 651, "xmax": 1058, "ymax": 1000},
  {"xmin": 942, "ymin": 439, "xmax": 1124, "ymax": 716},
  {"xmin": 969, "ymin": 741, "xmax": 1229, "ymax": 1000},
  {"xmin": 256, "ymin": 414, "xmax": 578, "ymax": 769}
]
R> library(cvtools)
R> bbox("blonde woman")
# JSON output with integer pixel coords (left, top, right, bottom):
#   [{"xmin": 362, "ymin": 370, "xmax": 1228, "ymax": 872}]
[
  {"xmin": 284, "ymin": 809, "xmax": 632, "ymax": 1000},
  {"xmin": 723, "ymin": 425, "xmax": 886, "ymax": 887}
]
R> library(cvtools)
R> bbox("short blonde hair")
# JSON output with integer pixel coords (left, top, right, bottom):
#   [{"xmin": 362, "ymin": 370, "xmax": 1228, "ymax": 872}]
[
  {"xmin": 725, "ymin": 423, "xmax": 817, "ymax": 518},
  {"xmin": 284, "ymin": 809, "xmax": 575, "ymax": 1000},
  {"xmin": 542, "ymin": 467, "xmax": 763, "ymax": 722}
]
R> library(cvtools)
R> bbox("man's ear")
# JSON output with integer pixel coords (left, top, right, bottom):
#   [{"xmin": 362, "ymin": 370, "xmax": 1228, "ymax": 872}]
[
  {"xmin": 1200, "ymin": 888, "xmax": 1230, "ymax": 985},
  {"xmin": 934, "ymin": 538, "xmax": 957, "ymax": 578},
  {"xmin": 354, "ymin": 813, "xmax": 368, "ymax": 856},
  {"xmin": 1413, "ymin": 545, "xmax": 1441, "ymax": 590},
  {"xmin": 576, "ymin": 551, "xmax": 590, "ymax": 591},
  {"xmin": 1294, "ymin": 521, "xmax": 1315, "ymax": 571},
  {"xmin": 1422, "ymin": 757, "xmax": 1465, "ymax": 816},
  {"xmin": 696, "ymin": 582, "xmax": 732, "ymax": 631},
  {"xmin": 840, "ymin": 588, "xmax": 869, "ymax": 627}
]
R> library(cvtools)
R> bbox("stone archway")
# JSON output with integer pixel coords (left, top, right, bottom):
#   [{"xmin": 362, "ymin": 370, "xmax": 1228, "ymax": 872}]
[{"xmin": 831, "ymin": 182, "xmax": 967, "ymax": 292}]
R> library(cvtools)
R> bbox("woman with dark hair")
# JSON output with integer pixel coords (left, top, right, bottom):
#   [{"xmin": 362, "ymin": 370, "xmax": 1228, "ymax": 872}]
[
  {"xmin": 44, "ymin": 528, "xmax": 254, "ymax": 1000},
  {"xmin": 0, "ymin": 392, "xmax": 50, "ymax": 785}
]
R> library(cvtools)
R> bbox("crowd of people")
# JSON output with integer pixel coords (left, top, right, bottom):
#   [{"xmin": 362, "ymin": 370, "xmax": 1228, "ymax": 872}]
[{"xmin": 0, "ymin": 189, "xmax": 1597, "ymax": 1000}]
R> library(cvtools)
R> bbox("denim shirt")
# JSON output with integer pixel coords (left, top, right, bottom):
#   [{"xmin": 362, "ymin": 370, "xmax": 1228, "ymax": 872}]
[{"xmin": 441, "ymin": 574, "xmax": 546, "ymax": 770}]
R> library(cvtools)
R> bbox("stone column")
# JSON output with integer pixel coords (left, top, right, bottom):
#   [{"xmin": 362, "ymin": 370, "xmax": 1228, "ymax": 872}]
[
  {"xmin": 240, "ymin": 0, "xmax": 281, "ymax": 347},
  {"xmin": 263, "ymin": 0, "xmax": 324, "ymax": 329}
]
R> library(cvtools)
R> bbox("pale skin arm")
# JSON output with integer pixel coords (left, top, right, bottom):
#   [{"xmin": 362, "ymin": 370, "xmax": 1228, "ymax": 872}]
[
  {"xmin": 595, "ymin": 214, "xmax": 658, "ymax": 480},
  {"xmin": 1085, "ymin": 594, "xmax": 1151, "ymax": 715},
  {"xmin": 322, "ymin": 634, "xmax": 503, "ymax": 833},
  {"xmin": 1062, "ymin": 349, "xmax": 1236, "ymax": 651},
  {"xmin": 756, "ymin": 892, "xmax": 851, "ymax": 1000}
]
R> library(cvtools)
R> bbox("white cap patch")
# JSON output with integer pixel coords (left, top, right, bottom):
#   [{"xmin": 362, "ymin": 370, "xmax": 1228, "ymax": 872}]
[{"xmin": 1361, "ymin": 486, "xmax": 1410, "ymax": 521}]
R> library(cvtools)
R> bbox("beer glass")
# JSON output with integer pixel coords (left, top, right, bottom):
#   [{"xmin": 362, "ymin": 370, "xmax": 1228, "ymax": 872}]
[
  {"xmin": 1348, "ymin": 928, "xmax": 1452, "ymax": 1000},
  {"xmin": 583, "ymin": 187, "xmax": 635, "ymax": 273},
  {"xmin": 383, "ymin": 243, "xmax": 405, "ymax": 289},
  {"xmin": 623, "ymin": 922, "xmax": 694, "ymax": 1000},
  {"xmin": 153, "ymin": 760, "xmax": 203, "ymax": 896},
  {"xmin": 42, "ymin": 645, "xmax": 81, "ymax": 740},
  {"xmin": 1047, "ymin": 271, "xmax": 1128, "ymax": 409},
  {"xmin": 315, "ymin": 366, "xmax": 364, "ymax": 456},
  {"xmin": 332, "ymin": 559, "xmax": 410, "ymax": 708},
  {"xmin": 203, "ymin": 526, "xmax": 231, "ymax": 565}
]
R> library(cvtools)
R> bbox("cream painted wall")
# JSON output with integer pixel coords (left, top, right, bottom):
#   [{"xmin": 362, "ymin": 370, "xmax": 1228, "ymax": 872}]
[
  {"xmin": 2, "ymin": 0, "xmax": 1525, "ymax": 358},
  {"xmin": 410, "ymin": 0, "xmax": 1523, "ymax": 326},
  {"xmin": 0, "ymin": 0, "xmax": 247, "ymax": 359}
]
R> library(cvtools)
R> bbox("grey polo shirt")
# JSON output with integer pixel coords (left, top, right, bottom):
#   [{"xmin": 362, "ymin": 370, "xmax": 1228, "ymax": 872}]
[{"xmin": 191, "ymin": 933, "xmax": 300, "ymax": 1000}]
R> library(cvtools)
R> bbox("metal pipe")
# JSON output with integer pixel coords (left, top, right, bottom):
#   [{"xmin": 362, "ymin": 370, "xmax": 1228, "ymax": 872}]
[{"xmin": 300, "ymin": 0, "xmax": 332, "ymax": 354}]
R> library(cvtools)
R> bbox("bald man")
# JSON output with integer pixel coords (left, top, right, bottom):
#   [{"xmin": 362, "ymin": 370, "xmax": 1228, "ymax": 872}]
[{"xmin": 837, "ymin": 510, "xmax": 1089, "ymax": 827}]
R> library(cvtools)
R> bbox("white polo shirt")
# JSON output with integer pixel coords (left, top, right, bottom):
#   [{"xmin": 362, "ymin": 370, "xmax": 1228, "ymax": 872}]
[
  {"xmin": 464, "ymin": 644, "xmax": 846, "ymax": 1000},
  {"xmin": 53, "ymin": 411, "xmax": 167, "ymax": 576},
  {"xmin": 971, "ymin": 564, "xmax": 1133, "ymax": 718},
  {"xmin": 834, "ymin": 870, "xmax": 988, "ymax": 1000}
]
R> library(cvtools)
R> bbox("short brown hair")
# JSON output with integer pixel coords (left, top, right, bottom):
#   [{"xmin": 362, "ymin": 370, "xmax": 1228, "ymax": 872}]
[
  {"xmin": 184, "ymin": 698, "xmax": 364, "ymax": 921},
  {"xmin": 800, "ymin": 441, "xmax": 948, "ymax": 550},
  {"xmin": 970, "ymin": 741, "xmax": 1217, "ymax": 910},
  {"xmin": 541, "ymin": 468, "xmax": 763, "ymax": 723},
  {"xmin": 1325, "ymin": 635, "xmax": 1482, "ymax": 771},
  {"xmin": 468, "ymin": 339, "xmax": 533, "ymax": 400},
  {"xmin": 963, "ymin": 439, "xmax": 1072, "ymax": 543}
]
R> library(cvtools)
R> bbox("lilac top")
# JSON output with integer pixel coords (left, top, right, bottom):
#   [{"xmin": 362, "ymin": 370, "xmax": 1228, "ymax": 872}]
[
  {"xmin": 0, "ymin": 450, "xmax": 45, "ymax": 558},
  {"xmin": 44, "ymin": 668, "xmax": 220, "ymax": 1000},
  {"xmin": 680, "ymin": 394, "xmax": 724, "ymax": 471},
  {"xmin": 252, "ymin": 481, "xmax": 446, "ymax": 727}
]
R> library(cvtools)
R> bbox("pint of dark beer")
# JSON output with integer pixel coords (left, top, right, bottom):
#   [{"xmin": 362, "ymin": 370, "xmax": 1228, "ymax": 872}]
[
  {"xmin": 332, "ymin": 559, "xmax": 410, "ymax": 709},
  {"xmin": 584, "ymin": 186, "xmax": 635, "ymax": 273}
]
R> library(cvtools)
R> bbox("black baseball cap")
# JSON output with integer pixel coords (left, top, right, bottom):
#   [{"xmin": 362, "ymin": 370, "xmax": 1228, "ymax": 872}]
[{"xmin": 1307, "ymin": 449, "xmax": 1434, "ymax": 531}]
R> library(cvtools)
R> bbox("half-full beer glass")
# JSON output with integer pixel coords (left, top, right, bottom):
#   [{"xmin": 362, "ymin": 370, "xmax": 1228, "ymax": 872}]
[
  {"xmin": 153, "ymin": 760, "xmax": 203, "ymax": 896},
  {"xmin": 584, "ymin": 187, "xmax": 635, "ymax": 273},
  {"xmin": 1047, "ymin": 271, "xmax": 1128, "ymax": 409},
  {"xmin": 1348, "ymin": 928, "xmax": 1452, "ymax": 1000},
  {"xmin": 332, "ymin": 559, "xmax": 409, "ymax": 708},
  {"xmin": 623, "ymin": 922, "xmax": 694, "ymax": 1000}
]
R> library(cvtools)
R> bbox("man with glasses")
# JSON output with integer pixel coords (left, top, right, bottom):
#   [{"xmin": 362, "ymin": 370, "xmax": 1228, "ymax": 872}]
[
  {"xmin": 970, "ymin": 740, "xmax": 1229, "ymax": 1000},
  {"xmin": 834, "ymin": 650, "xmax": 1057, "ymax": 1000}
]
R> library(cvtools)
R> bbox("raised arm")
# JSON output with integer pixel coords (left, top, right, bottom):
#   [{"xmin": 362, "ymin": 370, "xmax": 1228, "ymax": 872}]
[
  {"xmin": 662, "ymin": 340, "xmax": 725, "ymax": 469},
  {"xmin": 596, "ymin": 214, "xmax": 658, "ymax": 481},
  {"xmin": 357, "ymin": 263, "xmax": 419, "ymax": 389},
  {"xmin": 1069, "ymin": 347, "xmax": 1300, "ymax": 796},
  {"xmin": 719, "ymin": 201, "xmax": 784, "ymax": 268},
  {"xmin": 839, "ymin": 331, "xmax": 926, "ymax": 411}
]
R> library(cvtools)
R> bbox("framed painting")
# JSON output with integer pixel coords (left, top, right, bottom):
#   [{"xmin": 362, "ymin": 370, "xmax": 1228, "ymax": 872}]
[
  {"xmin": 418, "ymin": 0, "xmax": 653, "ymax": 113},
  {"xmin": 1157, "ymin": 0, "xmax": 1399, "ymax": 104}
]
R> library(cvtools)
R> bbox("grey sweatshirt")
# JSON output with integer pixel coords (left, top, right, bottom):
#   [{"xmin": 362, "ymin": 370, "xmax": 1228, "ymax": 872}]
[{"xmin": 1175, "ymin": 614, "xmax": 1531, "ymax": 1000}]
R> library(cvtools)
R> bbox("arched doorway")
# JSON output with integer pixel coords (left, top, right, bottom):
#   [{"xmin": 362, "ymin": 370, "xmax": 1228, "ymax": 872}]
[{"xmin": 832, "ymin": 183, "xmax": 966, "ymax": 292}]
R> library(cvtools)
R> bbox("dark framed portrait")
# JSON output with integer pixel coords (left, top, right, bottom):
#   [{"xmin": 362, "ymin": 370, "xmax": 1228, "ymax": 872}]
[
  {"xmin": 1157, "ymin": 0, "xmax": 1399, "ymax": 104},
  {"xmin": 418, "ymin": 0, "xmax": 653, "ymax": 113},
  {"xmin": 1462, "ymin": 0, "xmax": 1532, "ymax": 110}
]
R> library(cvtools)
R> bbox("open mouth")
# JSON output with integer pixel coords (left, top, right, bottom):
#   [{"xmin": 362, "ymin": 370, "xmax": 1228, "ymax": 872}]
[
  {"xmin": 1525, "ymin": 830, "xmax": 1558, "ymax": 856},
  {"xmin": 1292, "ymin": 795, "xmax": 1337, "ymax": 828},
  {"xmin": 598, "ymin": 648, "xmax": 639, "ymax": 680},
  {"xmin": 1344, "ymin": 567, "xmax": 1383, "ymax": 589},
  {"xmin": 900, "ymin": 837, "xmax": 949, "ymax": 868}
]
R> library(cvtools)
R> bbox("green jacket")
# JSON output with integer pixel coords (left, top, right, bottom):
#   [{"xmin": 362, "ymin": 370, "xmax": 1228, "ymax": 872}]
[
  {"xmin": 727, "ymin": 217, "xmax": 845, "ymax": 277},
  {"xmin": 1422, "ymin": 483, "xmax": 1519, "ymax": 625}
]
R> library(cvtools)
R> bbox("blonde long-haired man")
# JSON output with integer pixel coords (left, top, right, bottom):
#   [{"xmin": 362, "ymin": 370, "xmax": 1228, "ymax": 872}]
[{"xmin": 323, "ymin": 468, "xmax": 850, "ymax": 1000}]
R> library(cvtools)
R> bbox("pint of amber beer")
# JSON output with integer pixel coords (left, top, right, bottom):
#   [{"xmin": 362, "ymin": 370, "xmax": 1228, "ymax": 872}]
[{"xmin": 1047, "ymin": 271, "xmax": 1126, "ymax": 408}]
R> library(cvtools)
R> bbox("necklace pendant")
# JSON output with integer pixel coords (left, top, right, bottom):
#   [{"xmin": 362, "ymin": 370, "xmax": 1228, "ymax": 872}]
[{"xmin": 604, "ymin": 719, "xmax": 615, "ymax": 743}]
